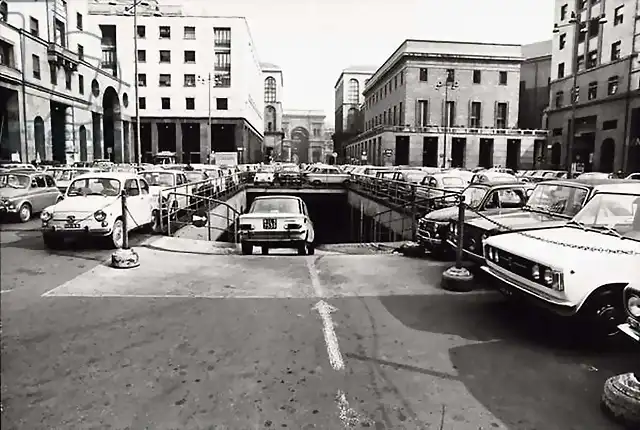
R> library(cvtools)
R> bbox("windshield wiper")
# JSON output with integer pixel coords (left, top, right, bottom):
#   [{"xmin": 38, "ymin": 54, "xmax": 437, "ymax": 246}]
[
  {"xmin": 565, "ymin": 219, "xmax": 586, "ymax": 230},
  {"xmin": 591, "ymin": 225, "xmax": 624, "ymax": 238}
]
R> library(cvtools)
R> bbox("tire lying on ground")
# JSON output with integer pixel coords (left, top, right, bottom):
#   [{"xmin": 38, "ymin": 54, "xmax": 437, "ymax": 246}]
[{"xmin": 601, "ymin": 372, "xmax": 640, "ymax": 428}]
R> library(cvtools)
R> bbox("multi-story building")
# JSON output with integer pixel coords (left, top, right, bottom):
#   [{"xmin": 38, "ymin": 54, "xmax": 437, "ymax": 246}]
[
  {"xmin": 547, "ymin": 0, "xmax": 640, "ymax": 174},
  {"xmin": 344, "ymin": 39, "xmax": 548, "ymax": 169},
  {"xmin": 87, "ymin": 0, "xmax": 264, "ymax": 163},
  {"xmin": 332, "ymin": 66, "xmax": 375, "ymax": 162},
  {"xmin": 282, "ymin": 110, "xmax": 327, "ymax": 163},
  {"xmin": 519, "ymin": 40, "xmax": 552, "ymax": 130},
  {"xmin": 0, "ymin": 0, "xmax": 134, "ymax": 164},
  {"xmin": 261, "ymin": 62, "xmax": 284, "ymax": 162}
]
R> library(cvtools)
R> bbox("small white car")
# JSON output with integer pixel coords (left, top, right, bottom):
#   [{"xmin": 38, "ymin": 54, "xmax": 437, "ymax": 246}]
[
  {"xmin": 238, "ymin": 195, "xmax": 315, "ymax": 255},
  {"xmin": 253, "ymin": 167, "xmax": 276, "ymax": 186},
  {"xmin": 139, "ymin": 170, "xmax": 193, "ymax": 215},
  {"xmin": 40, "ymin": 172, "xmax": 155, "ymax": 248},
  {"xmin": 304, "ymin": 165, "xmax": 350, "ymax": 185},
  {"xmin": 482, "ymin": 183, "xmax": 640, "ymax": 338}
]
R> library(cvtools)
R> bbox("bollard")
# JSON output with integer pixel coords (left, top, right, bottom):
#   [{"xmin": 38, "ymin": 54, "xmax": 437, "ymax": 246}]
[
  {"xmin": 441, "ymin": 195, "xmax": 474, "ymax": 292},
  {"xmin": 410, "ymin": 186, "xmax": 417, "ymax": 242},
  {"xmin": 111, "ymin": 190, "xmax": 140, "ymax": 269}
]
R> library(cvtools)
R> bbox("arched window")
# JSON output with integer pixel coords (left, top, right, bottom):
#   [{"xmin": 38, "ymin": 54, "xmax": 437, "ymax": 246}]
[
  {"xmin": 347, "ymin": 79, "xmax": 359, "ymax": 104},
  {"xmin": 265, "ymin": 106, "xmax": 276, "ymax": 131},
  {"xmin": 264, "ymin": 77, "xmax": 276, "ymax": 103},
  {"xmin": 347, "ymin": 107, "xmax": 357, "ymax": 132}
]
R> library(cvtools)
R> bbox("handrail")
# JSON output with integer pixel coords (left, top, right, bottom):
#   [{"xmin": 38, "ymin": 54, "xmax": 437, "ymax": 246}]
[{"xmin": 166, "ymin": 191, "xmax": 241, "ymax": 241}]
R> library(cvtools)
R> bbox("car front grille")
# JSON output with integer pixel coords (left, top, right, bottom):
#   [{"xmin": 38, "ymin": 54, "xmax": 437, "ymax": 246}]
[
  {"xmin": 463, "ymin": 224, "xmax": 485, "ymax": 255},
  {"xmin": 493, "ymin": 249, "xmax": 533, "ymax": 279}
]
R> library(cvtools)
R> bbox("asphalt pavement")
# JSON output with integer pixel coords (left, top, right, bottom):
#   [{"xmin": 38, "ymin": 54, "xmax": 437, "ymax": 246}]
[{"xmin": 1, "ymin": 219, "xmax": 638, "ymax": 429}]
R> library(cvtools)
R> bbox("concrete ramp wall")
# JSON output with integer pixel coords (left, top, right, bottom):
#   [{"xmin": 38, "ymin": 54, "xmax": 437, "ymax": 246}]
[
  {"xmin": 174, "ymin": 190, "xmax": 247, "ymax": 241},
  {"xmin": 346, "ymin": 190, "xmax": 415, "ymax": 241}
]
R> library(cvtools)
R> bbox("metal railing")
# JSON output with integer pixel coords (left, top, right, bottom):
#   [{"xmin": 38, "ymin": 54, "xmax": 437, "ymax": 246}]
[{"xmin": 166, "ymin": 191, "xmax": 241, "ymax": 241}]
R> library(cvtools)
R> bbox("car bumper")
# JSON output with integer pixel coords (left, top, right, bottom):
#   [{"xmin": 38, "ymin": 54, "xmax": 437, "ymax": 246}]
[
  {"xmin": 619, "ymin": 320, "xmax": 640, "ymax": 342},
  {"xmin": 417, "ymin": 231, "xmax": 442, "ymax": 248},
  {"xmin": 42, "ymin": 221, "xmax": 112, "ymax": 237},
  {"xmin": 239, "ymin": 230, "xmax": 306, "ymax": 243},
  {"xmin": 481, "ymin": 264, "xmax": 578, "ymax": 316}
]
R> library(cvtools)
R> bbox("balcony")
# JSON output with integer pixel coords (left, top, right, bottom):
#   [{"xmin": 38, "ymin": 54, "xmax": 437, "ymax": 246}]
[
  {"xmin": 47, "ymin": 43, "xmax": 79, "ymax": 71},
  {"xmin": 53, "ymin": 0, "xmax": 67, "ymax": 19},
  {"xmin": 214, "ymin": 64, "xmax": 231, "ymax": 71},
  {"xmin": 214, "ymin": 40, "xmax": 231, "ymax": 48}
]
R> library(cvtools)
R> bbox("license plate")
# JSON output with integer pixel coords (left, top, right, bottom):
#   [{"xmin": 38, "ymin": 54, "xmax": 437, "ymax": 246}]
[
  {"xmin": 263, "ymin": 218, "xmax": 277, "ymax": 229},
  {"xmin": 64, "ymin": 222, "xmax": 81, "ymax": 229}
]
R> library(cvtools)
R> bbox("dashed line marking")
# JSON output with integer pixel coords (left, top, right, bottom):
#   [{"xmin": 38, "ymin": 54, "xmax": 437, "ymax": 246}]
[{"xmin": 313, "ymin": 300, "xmax": 344, "ymax": 371}]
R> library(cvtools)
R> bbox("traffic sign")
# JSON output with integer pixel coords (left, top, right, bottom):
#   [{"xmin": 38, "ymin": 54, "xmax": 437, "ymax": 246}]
[{"xmin": 191, "ymin": 208, "xmax": 209, "ymax": 228}]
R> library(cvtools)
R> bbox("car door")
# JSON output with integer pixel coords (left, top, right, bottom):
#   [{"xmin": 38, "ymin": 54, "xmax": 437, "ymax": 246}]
[
  {"xmin": 301, "ymin": 201, "xmax": 315, "ymax": 242},
  {"xmin": 123, "ymin": 179, "xmax": 143, "ymax": 229},
  {"xmin": 177, "ymin": 173, "xmax": 189, "ymax": 208},
  {"xmin": 30, "ymin": 175, "xmax": 49, "ymax": 212},
  {"xmin": 138, "ymin": 178, "xmax": 154, "ymax": 224},
  {"xmin": 44, "ymin": 174, "xmax": 61, "ymax": 206}
]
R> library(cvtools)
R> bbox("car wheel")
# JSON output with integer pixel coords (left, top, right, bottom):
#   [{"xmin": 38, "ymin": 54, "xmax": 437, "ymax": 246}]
[
  {"xmin": 261, "ymin": 246, "xmax": 269, "ymax": 255},
  {"xmin": 43, "ymin": 233, "xmax": 63, "ymax": 249},
  {"xmin": 241, "ymin": 242, "xmax": 253, "ymax": 255},
  {"xmin": 312, "ymin": 180, "xmax": 322, "ymax": 186},
  {"xmin": 307, "ymin": 241, "xmax": 315, "ymax": 255},
  {"xmin": 18, "ymin": 203, "xmax": 32, "ymax": 223},
  {"xmin": 110, "ymin": 218, "xmax": 124, "ymax": 249},
  {"xmin": 585, "ymin": 291, "xmax": 625, "ymax": 339}
]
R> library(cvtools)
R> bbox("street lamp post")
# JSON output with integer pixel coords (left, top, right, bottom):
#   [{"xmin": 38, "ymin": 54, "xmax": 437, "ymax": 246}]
[
  {"xmin": 197, "ymin": 73, "xmax": 213, "ymax": 162},
  {"xmin": 553, "ymin": 5, "xmax": 606, "ymax": 177},
  {"xmin": 435, "ymin": 72, "xmax": 459, "ymax": 168}
]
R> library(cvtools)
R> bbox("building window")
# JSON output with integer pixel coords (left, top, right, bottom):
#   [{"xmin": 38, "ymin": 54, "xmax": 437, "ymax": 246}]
[
  {"xmin": 602, "ymin": 119, "xmax": 617, "ymax": 130},
  {"xmin": 139, "ymin": 97, "xmax": 146, "ymax": 109},
  {"xmin": 186, "ymin": 98, "xmax": 195, "ymax": 110},
  {"xmin": 159, "ymin": 26, "xmax": 170, "ymax": 39},
  {"xmin": 184, "ymin": 74, "xmax": 195, "ymax": 87},
  {"xmin": 184, "ymin": 26, "xmax": 195, "ymax": 39},
  {"xmin": 216, "ymin": 98, "xmax": 228, "ymax": 110},
  {"xmin": 472, "ymin": 70, "xmax": 481, "ymax": 84},
  {"xmin": 555, "ymin": 91, "xmax": 564, "ymax": 107},
  {"xmin": 161, "ymin": 98, "xmax": 170, "ymax": 109},
  {"xmin": 264, "ymin": 77, "xmax": 276, "ymax": 103},
  {"xmin": 137, "ymin": 73, "xmax": 146, "ymax": 87},
  {"xmin": 215, "ymin": 51, "xmax": 230, "ymax": 70},
  {"xmin": 560, "ymin": 3, "xmax": 568, "ymax": 20},
  {"xmin": 445, "ymin": 69, "xmax": 455, "ymax": 83},
  {"xmin": 76, "ymin": 12, "xmax": 82, "ymax": 30},
  {"xmin": 572, "ymin": 86, "xmax": 580, "ymax": 102},
  {"xmin": 417, "ymin": 100, "xmax": 428, "ymax": 127},
  {"xmin": 214, "ymin": 27, "xmax": 231, "ymax": 47},
  {"xmin": 50, "ymin": 64, "xmax": 57, "ymax": 85},
  {"xmin": 159, "ymin": 74, "xmax": 171, "ymax": 87},
  {"xmin": 614, "ymin": 5, "xmax": 623, "ymax": 25},
  {"xmin": 557, "ymin": 62, "xmax": 565, "ymax": 78},
  {"xmin": 586, "ymin": 50, "xmax": 597, "ymax": 69},
  {"xmin": 77, "ymin": 44, "xmax": 84, "ymax": 60},
  {"xmin": 495, "ymin": 102, "xmax": 507, "ymax": 128},
  {"xmin": 32, "ymin": 54, "xmax": 40, "ymax": 79},
  {"xmin": 419, "ymin": 68, "xmax": 428, "ymax": 81},
  {"xmin": 400, "ymin": 71, "xmax": 403, "ymax": 85},
  {"xmin": 588, "ymin": 18, "xmax": 600, "ymax": 38},
  {"xmin": 79, "ymin": 74, "xmax": 84, "ymax": 94},
  {"xmin": 578, "ymin": 22, "xmax": 587, "ymax": 43},
  {"xmin": 30, "ymin": 17, "xmax": 39, "ymax": 36},
  {"xmin": 159, "ymin": 50, "xmax": 171, "ymax": 63},
  {"xmin": 347, "ymin": 79, "xmax": 359, "ymax": 104},
  {"xmin": 394, "ymin": 75, "xmax": 398, "ymax": 89},
  {"xmin": 214, "ymin": 73, "xmax": 230, "ymax": 87},
  {"xmin": 136, "ymin": 25, "xmax": 145, "ymax": 38},
  {"xmin": 611, "ymin": 41, "xmax": 621, "ymax": 61},
  {"xmin": 65, "ymin": 70, "xmax": 72, "ymax": 90},
  {"xmin": 499, "ymin": 71, "xmax": 507, "ymax": 85},
  {"xmin": 559, "ymin": 33, "xmax": 566, "ymax": 50},
  {"xmin": 184, "ymin": 50, "xmax": 195, "ymax": 63},
  {"xmin": 607, "ymin": 76, "xmax": 619, "ymax": 95},
  {"xmin": 470, "ymin": 101, "xmax": 481, "ymax": 127},
  {"xmin": 577, "ymin": 54, "xmax": 584, "ymax": 70},
  {"xmin": 588, "ymin": 81, "xmax": 598, "ymax": 100},
  {"xmin": 54, "ymin": 19, "xmax": 66, "ymax": 47}
]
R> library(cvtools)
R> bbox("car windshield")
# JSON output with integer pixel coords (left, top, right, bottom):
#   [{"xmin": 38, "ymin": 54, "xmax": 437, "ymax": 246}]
[
  {"xmin": 185, "ymin": 172, "xmax": 205, "ymax": 182},
  {"xmin": 140, "ymin": 172, "xmax": 175, "ymax": 187},
  {"xmin": 525, "ymin": 184, "xmax": 589, "ymax": 217},
  {"xmin": 250, "ymin": 198, "xmax": 300, "ymax": 214},
  {"xmin": 571, "ymin": 193, "xmax": 640, "ymax": 241},
  {"xmin": 258, "ymin": 167, "xmax": 275, "ymax": 173},
  {"xmin": 52, "ymin": 169, "xmax": 89, "ymax": 181},
  {"xmin": 67, "ymin": 177, "xmax": 121, "ymax": 197},
  {"xmin": 0, "ymin": 173, "xmax": 30, "ymax": 188},
  {"xmin": 405, "ymin": 172, "xmax": 427, "ymax": 183},
  {"xmin": 442, "ymin": 176, "xmax": 465, "ymax": 187},
  {"xmin": 462, "ymin": 185, "xmax": 489, "ymax": 208}
]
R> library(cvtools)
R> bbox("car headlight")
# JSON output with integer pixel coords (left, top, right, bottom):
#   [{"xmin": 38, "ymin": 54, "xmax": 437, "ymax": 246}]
[
  {"xmin": 41, "ymin": 210, "xmax": 53, "ymax": 221},
  {"xmin": 628, "ymin": 295, "xmax": 640, "ymax": 317},
  {"xmin": 94, "ymin": 210, "xmax": 107, "ymax": 221},
  {"xmin": 285, "ymin": 223, "xmax": 303, "ymax": 230},
  {"xmin": 543, "ymin": 269, "xmax": 553, "ymax": 285},
  {"xmin": 532, "ymin": 264, "xmax": 540, "ymax": 279}
]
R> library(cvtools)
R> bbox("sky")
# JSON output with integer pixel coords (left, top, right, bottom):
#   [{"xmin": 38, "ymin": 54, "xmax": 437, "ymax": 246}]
[{"xmin": 170, "ymin": 0, "xmax": 555, "ymax": 126}]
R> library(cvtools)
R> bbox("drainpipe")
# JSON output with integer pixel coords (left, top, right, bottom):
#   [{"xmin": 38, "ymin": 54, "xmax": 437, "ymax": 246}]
[
  {"xmin": 19, "ymin": 29, "xmax": 28, "ymax": 162},
  {"xmin": 620, "ymin": 0, "xmax": 639, "ymax": 173}
]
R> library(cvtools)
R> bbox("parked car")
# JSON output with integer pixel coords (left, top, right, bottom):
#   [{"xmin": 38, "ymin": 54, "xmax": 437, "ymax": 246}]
[
  {"xmin": 237, "ymin": 195, "xmax": 315, "ymax": 255},
  {"xmin": 139, "ymin": 169, "xmax": 193, "ymax": 219},
  {"xmin": 40, "ymin": 172, "xmax": 155, "ymax": 248},
  {"xmin": 417, "ymin": 180, "xmax": 532, "ymax": 257},
  {"xmin": 184, "ymin": 170, "xmax": 216, "ymax": 208},
  {"xmin": 49, "ymin": 167, "xmax": 104, "ymax": 193},
  {"xmin": 253, "ymin": 166, "xmax": 276, "ymax": 186},
  {"xmin": 470, "ymin": 170, "xmax": 517, "ymax": 184},
  {"xmin": 0, "ymin": 171, "xmax": 62, "ymax": 222},
  {"xmin": 415, "ymin": 172, "xmax": 466, "ymax": 211},
  {"xmin": 303, "ymin": 165, "xmax": 350, "ymax": 185},
  {"xmin": 454, "ymin": 179, "xmax": 636, "ymax": 267},
  {"xmin": 626, "ymin": 172, "xmax": 640, "ymax": 180},
  {"xmin": 482, "ymin": 183, "xmax": 640, "ymax": 337},
  {"xmin": 275, "ymin": 164, "xmax": 303, "ymax": 186},
  {"xmin": 618, "ymin": 283, "xmax": 640, "ymax": 341}
]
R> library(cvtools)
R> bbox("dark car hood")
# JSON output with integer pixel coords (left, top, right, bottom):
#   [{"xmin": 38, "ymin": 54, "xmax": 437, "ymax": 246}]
[
  {"xmin": 466, "ymin": 210, "xmax": 570, "ymax": 231},
  {"xmin": 422, "ymin": 206, "xmax": 520, "ymax": 222}
]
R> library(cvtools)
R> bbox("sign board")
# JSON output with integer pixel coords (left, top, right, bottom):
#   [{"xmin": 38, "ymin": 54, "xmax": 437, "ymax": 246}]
[
  {"xmin": 332, "ymin": 152, "xmax": 338, "ymax": 158},
  {"xmin": 212, "ymin": 152, "xmax": 238, "ymax": 166},
  {"xmin": 107, "ymin": 147, "xmax": 113, "ymax": 154},
  {"xmin": 361, "ymin": 155, "xmax": 367, "ymax": 160},
  {"xmin": 191, "ymin": 209, "xmax": 209, "ymax": 228},
  {"xmin": 384, "ymin": 149, "xmax": 393, "ymax": 157}
]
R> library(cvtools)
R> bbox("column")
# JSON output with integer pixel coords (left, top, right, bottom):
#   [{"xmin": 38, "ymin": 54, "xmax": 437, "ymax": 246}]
[
  {"xmin": 199, "ymin": 120, "xmax": 209, "ymax": 163},
  {"xmin": 151, "ymin": 120, "xmax": 159, "ymax": 155},
  {"xmin": 64, "ymin": 106, "xmax": 75, "ymax": 165},
  {"xmin": 175, "ymin": 121, "xmax": 183, "ymax": 163},
  {"xmin": 123, "ymin": 121, "xmax": 131, "ymax": 162},
  {"xmin": 113, "ymin": 118, "xmax": 124, "ymax": 163},
  {"xmin": 92, "ymin": 113, "xmax": 102, "ymax": 161}
]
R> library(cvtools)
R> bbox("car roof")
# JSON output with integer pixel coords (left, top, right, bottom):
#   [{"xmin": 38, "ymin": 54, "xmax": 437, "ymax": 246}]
[
  {"xmin": 539, "ymin": 178, "xmax": 636, "ymax": 187},
  {"xmin": 591, "ymin": 182, "xmax": 640, "ymax": 193},
  {"xmin": 74, "ymin": 171, "xmax": 139, "ymax": 180},
  {"xmin": 254, "ymin": 195, "xmax": 303, "ymax": 202},
  {"xmin": 468, "ymin": 180, "xmax": 525, "ymax": 187}
]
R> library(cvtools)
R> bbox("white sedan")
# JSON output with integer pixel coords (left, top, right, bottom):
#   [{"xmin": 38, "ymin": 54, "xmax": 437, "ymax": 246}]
[
  {"xmin": 40, "ymin": 172, "xmax": 155, "ymax": 248},
  {"xmin": 237, "ymin": 195, "xmax": 315, "ymax": 255}
]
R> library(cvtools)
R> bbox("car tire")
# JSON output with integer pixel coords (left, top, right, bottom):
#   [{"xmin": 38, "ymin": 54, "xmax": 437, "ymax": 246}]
[
  {"xmin": 307, "ymin": 242, "xmax": 315, "ymax": 255},
  {"xmin": 261, "ymin": 246, "xmax": 269, "ymax": 255},
  {"xmin": 43, "ymin": 233, "xmax": 63, "ymax": 249},
  {"xmin": 581, "ymin": 290, "xmax": 626, "ymax": 339},
  {"xmin": 18, "ymin": 203, "xmax": 31, "ymax": 223},
  {"xmin": 110, "ymin": 218, "xmax": 125, "ymax": 249},
  {"xmin": 297, "ymin": 242, "xmax": 307, "ymax": 255},
  {"xmin": 312, "ymin": 180, "xmax": 322, "ymax": 186},
  {"xmin": 241, "ymin": 242, "xmax": 253, "ymax": 255}
]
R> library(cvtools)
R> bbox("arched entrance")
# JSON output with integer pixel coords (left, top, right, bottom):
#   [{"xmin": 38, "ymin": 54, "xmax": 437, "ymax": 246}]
[
  {"xmin": 599, "ymin": 138, "xmax": 615, "ymax": 172},
  {"xmin": 79, "ymin": 126, "xmax": 87, "ymax": 161},
  {"xmin": 34, "ymin": 116, "xmax": 45, "ymax": 162},
  {"xmin": 102, "ymin": 87, "xmax": 122, "ymax": 162},
  {"xmin": 551, "ymin": 142, "xmax": 561, "ymax": 168},
  {"xmin": 290, "ymin": 127, "xmax": 309, "ymax": 163}
]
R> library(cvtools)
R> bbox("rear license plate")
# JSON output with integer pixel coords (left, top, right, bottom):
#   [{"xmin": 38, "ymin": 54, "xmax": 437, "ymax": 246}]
[
  {"xmin": 263, "ymin": 218, "xmax": 277, "ymax": 229},
  {"xmin": 64, "ymin": 222, "xmax": 81, "ymax": 229}
]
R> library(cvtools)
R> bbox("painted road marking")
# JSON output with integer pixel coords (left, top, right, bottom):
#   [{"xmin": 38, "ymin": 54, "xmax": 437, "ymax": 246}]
[
  {"xmin": 313, "ymin": 300, "xmax": 344, "ymax": 371},
  {"xmin": 336, "ymin": 390, "xmax": 370, "ymax": 427},
  {"xmin": 305, "ymin": 256, "xmax": 325, "ymax": 297}
]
